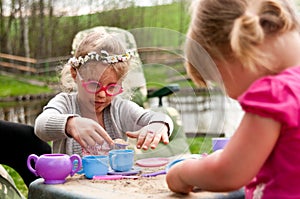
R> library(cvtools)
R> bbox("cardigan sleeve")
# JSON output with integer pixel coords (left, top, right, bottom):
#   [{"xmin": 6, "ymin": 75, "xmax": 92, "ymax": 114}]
[{"xmin": 34, "ymin": 93, "xmax": 80, "ymax": 142}]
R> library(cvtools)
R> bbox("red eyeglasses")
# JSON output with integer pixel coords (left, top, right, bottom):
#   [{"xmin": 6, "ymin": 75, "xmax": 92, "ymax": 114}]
[{"xmin": 76, "ymin": 71, "xmax": 123, "ymax": 96}]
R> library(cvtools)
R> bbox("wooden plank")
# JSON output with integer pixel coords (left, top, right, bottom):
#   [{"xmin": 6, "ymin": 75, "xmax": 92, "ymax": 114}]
[
  {"xmin": 138, "ymin": 47, "xmax": 182, "ymax": 53},
  {"xmin": 37, "ymin": 55, "xmax": 70, "ymax": 64},
  {"xmin": 0, "ymin": 61, "xmax": 36, "ymax": 73},
  {"xmin": 0, "ymin": 53, "xmax": 37, "ymax": 63}
]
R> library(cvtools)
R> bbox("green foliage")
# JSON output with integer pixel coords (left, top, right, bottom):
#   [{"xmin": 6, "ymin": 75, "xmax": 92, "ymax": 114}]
[
  {"xmin": 2, "ymin": 165, "xmax": 28, "ymax": 198},
  {"xmin": 67, "ymin": 3, "xmax": 190, "ymax": 54}
]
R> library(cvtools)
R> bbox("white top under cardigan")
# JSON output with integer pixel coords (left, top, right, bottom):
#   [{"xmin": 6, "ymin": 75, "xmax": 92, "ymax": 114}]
[{"xmin": 34, "ymin": 92, "xmax": 173, "ymax": 156}]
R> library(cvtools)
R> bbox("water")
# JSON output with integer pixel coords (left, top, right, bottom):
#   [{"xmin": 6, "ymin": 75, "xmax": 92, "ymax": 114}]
[{"xmin": 0, "ymin": 99, "xmax": 48, "ymax": 126}]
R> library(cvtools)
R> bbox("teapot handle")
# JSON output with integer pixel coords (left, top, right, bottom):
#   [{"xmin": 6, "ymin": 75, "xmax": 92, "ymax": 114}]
[
  {"xmin": 27, "ymin": 154, "xmax": 39, "ymax": 176},
  {"xmin": 70, "ymin": 154, "xmax": 82, "ymax": 176}
]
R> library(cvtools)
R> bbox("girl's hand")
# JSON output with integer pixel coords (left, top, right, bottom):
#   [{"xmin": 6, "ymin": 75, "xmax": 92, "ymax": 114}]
[
  {"xmin": 166, "ymin": 160, "xmax": 194, "ymax": 194},
  {"xmin": 66, "ymin": 117, "xmax": 114, "ymax": 148},
  {"xmin": 126, "ymin": 122, "xmax": 169, "ymax": 150}
]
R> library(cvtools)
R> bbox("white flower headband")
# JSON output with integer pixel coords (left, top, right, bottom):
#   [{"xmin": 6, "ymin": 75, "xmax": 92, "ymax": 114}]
[{"xmin": 68, "ymin": 49, "xmax": 137, "ymax": 68}]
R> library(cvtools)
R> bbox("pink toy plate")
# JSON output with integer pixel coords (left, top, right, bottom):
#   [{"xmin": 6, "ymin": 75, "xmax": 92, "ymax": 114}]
[{"xmin": 135, "ymin": 157, "xmax": 169, "ymax": 167}]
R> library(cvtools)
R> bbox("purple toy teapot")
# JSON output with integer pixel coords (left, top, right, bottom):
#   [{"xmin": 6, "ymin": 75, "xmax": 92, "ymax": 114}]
[{"xmin": 27, "ymin": 153, "xmax": 82, "ymax": 184}]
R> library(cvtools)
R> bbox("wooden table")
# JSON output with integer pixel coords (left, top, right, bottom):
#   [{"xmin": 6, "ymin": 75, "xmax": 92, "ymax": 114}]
[{"xmin": 28, "ymin": 166, "xmax": 245, "ymax": 199}]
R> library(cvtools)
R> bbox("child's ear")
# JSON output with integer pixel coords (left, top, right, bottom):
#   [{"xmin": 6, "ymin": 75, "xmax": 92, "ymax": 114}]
[{"xmin": 70, "ymin": 67, "xmax": 77, "ymax": 80}]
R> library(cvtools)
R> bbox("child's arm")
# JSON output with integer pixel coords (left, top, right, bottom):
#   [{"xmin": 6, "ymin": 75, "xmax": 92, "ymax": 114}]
[
  {"xmin": 166, "ymin": 112, "xmax": 281, "ymax": 193},
  {"xmin": 35, "ymin": 93, "xmax": 114, "ymax": 147}
]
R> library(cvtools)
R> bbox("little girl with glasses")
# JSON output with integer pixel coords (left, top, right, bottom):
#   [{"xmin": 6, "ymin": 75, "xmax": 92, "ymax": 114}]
[
  {"xmin": 34, "ymin": 31, "xmax": 173, "ymax": 156},
  {"xmin": 166, "ymin": 0, "xmax": 300, "ymax": 198}
]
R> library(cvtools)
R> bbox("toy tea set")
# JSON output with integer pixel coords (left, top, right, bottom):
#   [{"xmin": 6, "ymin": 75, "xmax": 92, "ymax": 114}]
[
  {"xmin": 27, "ymin": 139, "xmax": 135, "ymax": 184},
  {"xmin": 27, "ymin": 151, "xmax": 197, "ymax": 184},
  {"xmin": 27, "ymin": 137, "xmax": 230, "ymax": 184}
]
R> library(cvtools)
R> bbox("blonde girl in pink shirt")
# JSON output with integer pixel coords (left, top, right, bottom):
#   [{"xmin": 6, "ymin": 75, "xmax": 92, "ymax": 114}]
[{"xmin": 166, "ymin": 0, "xmax": 300, "ymax": 198}]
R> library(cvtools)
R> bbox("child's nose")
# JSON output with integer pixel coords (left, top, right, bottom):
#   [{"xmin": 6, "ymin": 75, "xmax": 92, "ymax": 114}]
[{"xmin": 96, "ymin": 90, "xmax": 106, "ymax": 97}]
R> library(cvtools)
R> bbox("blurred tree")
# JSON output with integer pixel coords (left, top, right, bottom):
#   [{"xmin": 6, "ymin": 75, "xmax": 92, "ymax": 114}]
[
  {"xmin": 37, "ymin": 0, "xmax": 45, "ymax": 58},
  {"xmin": 0, "ymin": 0, "xmax": 187, "ymax": 59}
]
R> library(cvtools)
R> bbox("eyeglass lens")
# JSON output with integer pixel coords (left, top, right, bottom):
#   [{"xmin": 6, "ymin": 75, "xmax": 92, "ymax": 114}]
[
  {"xmin": 77, "ymin": 70, "xmax": 122, "ymax": 95},
  {"xmin": 85, "ymin": 82, "xmax": 122, "ymax": 95}
]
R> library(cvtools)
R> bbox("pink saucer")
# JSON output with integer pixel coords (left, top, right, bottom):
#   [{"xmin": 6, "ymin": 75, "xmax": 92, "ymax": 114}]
[{"xmin": 135, "ymin": 157, "xmax": 169, "ymax": 167}]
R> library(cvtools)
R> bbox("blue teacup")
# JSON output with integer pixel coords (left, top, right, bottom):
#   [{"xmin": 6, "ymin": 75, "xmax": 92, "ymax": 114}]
[
  {"xmin": 82, "ymin": 155, "xmax": 109, "ymax": 179},
  {"xmin": 109, "ymin": 149, "xmax": 134, "ymax": 172}
]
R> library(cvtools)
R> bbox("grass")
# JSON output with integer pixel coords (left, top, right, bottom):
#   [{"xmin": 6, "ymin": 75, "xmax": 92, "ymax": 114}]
[
  {"xmin": 187, "ymin": 137, "xmax": 213, "ymax": 154},
  {"xmin": 143, "ymin": 63, "xmax": 195, "ymax": 89},
  {"xmin": 0, "ymin": 62, "xmax": 192, "ymax": 98},
  {"xmin": 0, "ymin": 74, "xmax": 55, "ymax": 98}
]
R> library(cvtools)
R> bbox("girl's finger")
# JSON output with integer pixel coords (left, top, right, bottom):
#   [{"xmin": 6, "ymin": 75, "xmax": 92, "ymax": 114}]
[
  {"xmin": 91, "ymin": 133, "xmax": 105, "ymax": 146},
  {"xmin": 141, "ymin": 131, "xmax": 155, "ymax": 150},
  {"xmin": 150, "ymin": 133, "xmax": 162, "ymax": 149},
  {"xmin": 126, "ymin": 131, "xmax": 139, "ymax": 138},
  {"xmin": 136, "ymin": 130, "xmax": 147, "ymax": 149},
  {"xmin": 77, "ymin": 139, "xmax": 87, "ymax": 148},
  {"xmin": 161, "ymin": 132, "xmax": 169, "ymax": 144},
  {"xmin": 83, "ymin": 136, "xmax": 96, "ymax": 147}
]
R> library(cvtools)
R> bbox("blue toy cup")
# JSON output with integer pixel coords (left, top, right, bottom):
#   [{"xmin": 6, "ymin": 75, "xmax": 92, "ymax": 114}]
[
  {"xmin": 82, "ymin": 155, "xmax": 109, "ymax": 179},
  {"xmin": 109, "ymin": 149, "xmax": 134, "ymax": 172},
  {"xmin": 212, "ymin": 137, "xmax": 230, "ymax": 152}
]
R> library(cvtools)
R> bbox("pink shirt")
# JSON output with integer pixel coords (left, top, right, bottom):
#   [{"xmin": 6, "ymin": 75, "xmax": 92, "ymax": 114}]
[{"xmin": 238, "ymin": 66, "xmax": 300, "ymax": 199}]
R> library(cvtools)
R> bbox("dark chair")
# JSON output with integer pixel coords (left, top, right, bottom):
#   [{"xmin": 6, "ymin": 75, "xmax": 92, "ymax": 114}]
[{"xmin": 0, "ymin": 120, "xmax": 51, "ymax": 188}]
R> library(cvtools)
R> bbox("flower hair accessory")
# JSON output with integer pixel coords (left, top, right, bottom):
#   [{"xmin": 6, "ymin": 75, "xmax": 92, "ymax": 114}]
[{"xmin": 68, "ymin": 49, "xmax": 138, "ymax": 68}]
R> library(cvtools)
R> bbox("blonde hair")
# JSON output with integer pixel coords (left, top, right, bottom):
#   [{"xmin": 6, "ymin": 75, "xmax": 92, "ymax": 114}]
[
  {"xmin": 186, "ymin": 0, "xmax": 300, "ymax": 86},
  {"xmin": 61, "ymin": 31, "xmax": 129, "ymax": 92}
]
